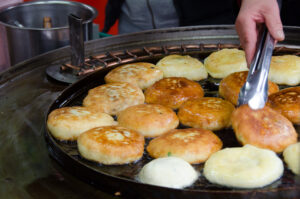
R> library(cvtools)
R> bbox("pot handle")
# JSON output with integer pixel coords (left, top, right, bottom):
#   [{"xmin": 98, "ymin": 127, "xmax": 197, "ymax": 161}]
[{"xmin": 68, "ymin": 14, "xmax": 85, "ymax": 69}]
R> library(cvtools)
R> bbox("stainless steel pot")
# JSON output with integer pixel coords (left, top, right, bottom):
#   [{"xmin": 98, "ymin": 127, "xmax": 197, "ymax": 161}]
[{"xmin": 0, "ymin": 0, "xmax": 97, "ymax": 65}]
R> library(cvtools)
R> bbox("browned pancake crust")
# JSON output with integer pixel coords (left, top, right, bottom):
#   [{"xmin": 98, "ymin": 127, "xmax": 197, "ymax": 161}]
[
  {"xmin": 231, "ymin": 105, "xmax": 298, "ymax": 153},
  {"xmin": 47, "ymin": 106, "xmax": 116, "ymax": 141},
  {"xmin": 83, "ymin": 82, "xmax": 145, "ymax": 115},
  {"xmin": 104, "ymin": 62, "xmax": 163, "ymax": 89},
  {"xmin": 147, "ymin": 128, "xmax": 222, "ymax": 164},
  {"xmin": 77, "ymin": 126, "xmax": 144, "ymax": 165},
  {"xmin": 117, "ymin": 104, "xmax": 179, "ymax": 137},
  {"xmin": 267, "ymin": 87, "xmax": 300, "ymax": 125},
  {"xmin": 178, "ymin": 97, "xmax": 235, "ymax": 131},
  {"xmin": 144, "ymin": 77, "xmax": 204, "ymax": 109},
  {"xmin": 219, "ymin": 71, "xmax": 279, "ymax": 105}
]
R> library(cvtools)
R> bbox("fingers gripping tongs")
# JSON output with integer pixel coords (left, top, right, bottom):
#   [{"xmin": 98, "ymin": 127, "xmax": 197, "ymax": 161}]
[
  {"xmin": 238, "ymin": 0, "xmax": 282, "ymax": 110},
  {"xmin": 237, "ymin": 27, "xmax": 274, "ymax": 110}
]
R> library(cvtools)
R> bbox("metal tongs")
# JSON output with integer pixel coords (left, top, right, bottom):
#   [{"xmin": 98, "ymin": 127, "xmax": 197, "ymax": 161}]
[
  {"xmin": 237, "ymin": 0, "xmax": 282, "ymax": 110},
  {"xmin": 237, "ymin": 26, "xmax": 274, "ymax": 109}
]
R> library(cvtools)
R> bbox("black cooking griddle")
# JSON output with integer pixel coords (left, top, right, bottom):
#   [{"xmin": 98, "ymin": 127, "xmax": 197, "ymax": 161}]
[{"xmin": 44, "ymin": 49, "xmax": 300, "ymax": 199}]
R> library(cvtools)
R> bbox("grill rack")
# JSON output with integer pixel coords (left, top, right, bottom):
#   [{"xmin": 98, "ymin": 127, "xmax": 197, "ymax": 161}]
[
  {"xmin": 61, "ymin": 43, "xmax": 300, "ymax": 76},
  {"xmin": 61, "ymin": 43, "xmax": 239, "ymax": 76}
]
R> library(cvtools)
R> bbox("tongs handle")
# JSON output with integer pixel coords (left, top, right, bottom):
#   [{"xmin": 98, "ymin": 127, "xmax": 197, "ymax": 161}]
[
  {"xmin": 249, "ymin": 0, "xmax": 282, "ymax": 75},
  {"xmin": 245, "ymin": 27, "xmax": 274, "ymax": 109},
  {"xmin": 248, "ymin": 0, "xmax": 282, "ymax": 77},
  {"xmin": 237, "ymin": 0, "xmax": 282, "ymax": 109},
  {"xmin": 248, "ymin": 27, "xmax": 274, "ymax": 76}
]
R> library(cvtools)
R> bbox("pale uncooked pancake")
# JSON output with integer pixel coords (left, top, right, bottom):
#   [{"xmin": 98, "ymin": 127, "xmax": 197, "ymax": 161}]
[
  {"xmin": 231, "ymin": 105, "xmax": 298, "ymax": 153},
  {"xmin": 269, "ymin": 55, "xmax": 300, "ymax": 86},
  {"xmin": 147, "ymin": 128, "xmax": 222, "ymax": 164},
  {"xmin": 104, "ymin": 62, "xmax": 163, "ymax": 89},
  {"xmin": 47, "ymin": 106, "xmax": 116, "ymax": 141},
  {"xmin": 219, "ymin": 71, "xmax": 279, "ymax": 105},
  {"xmin": 204, "ymin": 48, "xmax": 248, "ymax": 78},
  {"xmin": 283, "ymin": 142, "xmax": 300, "ymax": 175},
  {"xmin": 83, "ymin": 82, "xmax": 145, "ymax": 115},
  {"xmin": 266, "ymin": 86, "xmax": 300, "ymax": 125},
  {"xmin": 203, "ymin": 145, "xmax": 284, "ymax": 188},
  {"xmin": 178, "ymin": 97, "xmax": 235, "ymax": 131},
  {"xmin": 77, "ymin": 125, "xmax": 144, "ymax": 165},
  {"xmin": 117, "ymin": 104, "xmax": 179, "ymax": 137},
  {"xmin": 144, "ymin": 77, "xmax": 204, "ymax": 109},
  {"xmin": 156, "ymin": 54, "xmax": 208, "ymax": 81},
  {"xmin": 138, "ymin": 157, "xmax": 198, "ymax": 189}
]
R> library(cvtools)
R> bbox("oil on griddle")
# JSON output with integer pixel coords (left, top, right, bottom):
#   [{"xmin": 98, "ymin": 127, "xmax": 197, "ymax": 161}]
[{"xmin": 46, "ymin": 51, "xmax": 300, "ymax": 193}]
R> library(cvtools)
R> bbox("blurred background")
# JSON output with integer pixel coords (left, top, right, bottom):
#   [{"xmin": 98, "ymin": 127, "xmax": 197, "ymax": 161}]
[{"xmin": 0, "ymin": 0, "xmax": 118, "ymax": 72}]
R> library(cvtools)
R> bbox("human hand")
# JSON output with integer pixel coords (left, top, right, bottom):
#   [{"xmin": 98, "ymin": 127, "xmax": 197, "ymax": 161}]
[{"xmin": 235, "ymin": 0, "xmax": 284, "ymax": 66}]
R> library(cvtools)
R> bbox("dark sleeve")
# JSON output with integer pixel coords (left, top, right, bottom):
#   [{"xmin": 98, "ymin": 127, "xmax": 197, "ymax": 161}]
[
  {"xmin": 173, "ymin": 0, "xmax": 239, "ymax": 26},
  {"xmin": 102, "ymin": 0, "xmax": 125, "ymax": 33},
  {"xmin": 281, "ymin": 0, "xmax": 300, "ymax": 26}
]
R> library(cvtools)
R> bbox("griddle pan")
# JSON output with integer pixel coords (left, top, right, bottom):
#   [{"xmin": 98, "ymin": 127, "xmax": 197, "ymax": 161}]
[{"xmin": 44, "ymin": 50, "xmax": 300, "ymax": 199}]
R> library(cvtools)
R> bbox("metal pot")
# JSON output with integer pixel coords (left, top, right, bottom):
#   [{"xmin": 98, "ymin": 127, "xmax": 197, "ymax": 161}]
[{"xmin": 0, "ymin": 0, "xmax": 97, "ymax": 65}]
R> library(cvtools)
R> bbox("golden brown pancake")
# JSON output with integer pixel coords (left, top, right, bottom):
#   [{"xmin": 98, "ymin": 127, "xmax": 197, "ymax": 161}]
[
  {"xmin": 219, "ymin": 71, "xmax": 279, "ymax": 105},
  {"xmin": 156, "ymin": 54, "xmax": 208, "ymax": 81},
  {"xmin": 178, "ymin": 97, "xmax": 235, "ymax": 131},
  {"xmin": 204, "ymin": 48, "xmax": 248, "ymax": 78},
  {"xmin": 147, "ymin": 128, "xmax": 223, "ymax": 164},
  {"xmin": 47, "ymin": 106, "xmax": 116, "ymax": 141},
  {"xmin": 117, "ymin": 104, "xmax": 179, "ymax": 137},
  {"xmin": 77, "ymin": 125, "xmax": 144, "ymax": 165},
  {"xmin": 266, "ymin": 86, "xmax": 300, "ymax": 125},
  {"xmin": 104, "ymin": 62, "xmax": 163, "ymax": 89},
  {"xmin": 231, "ymin": 105, "xmax": 298, "ymax": 153},
  {"xmin": 144, "ymin": 77, "xmax": 204, "ymax": 109},
  {"xmin": 269, "ymin": 55, "xmax": 300, "ymax": 86},
  {"xmin": 83, "ymin": 82, "xmax": 145, "ymax": 115}
]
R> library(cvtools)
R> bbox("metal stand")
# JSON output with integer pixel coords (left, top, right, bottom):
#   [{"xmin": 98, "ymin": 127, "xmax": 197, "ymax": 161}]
[{"xmin": 46, "ymin": 14, "xmax": 85, "ymax": 84}]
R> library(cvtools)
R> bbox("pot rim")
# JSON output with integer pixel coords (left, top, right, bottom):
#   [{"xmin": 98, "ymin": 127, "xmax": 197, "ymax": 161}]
[{"xmin": 0, "ymin": 0, "xmax": 98, "ymax": 31}]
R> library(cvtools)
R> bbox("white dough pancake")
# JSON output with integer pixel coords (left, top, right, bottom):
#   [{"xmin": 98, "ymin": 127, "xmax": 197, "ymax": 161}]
[
  {"xmin": 269, "ymin": 55, "xmax": 300, "ymax": 86},
  {"xmin": 283, "ymin": 142, "xmax": 300, "ymax": 175},
  {"xmin": 204, "ymin": 48, "xmax": 248, "ymax": 78},
  {"xmin": 156, "ymin": 54, "xmax": 208, "ymax": 81},
  {"xmin": 203, "ymin": 145, "xmax": 284, "ymax": 188},
  {"xmin": 138, "ymin": 157, "xmax": 198, "ymax": 189}
]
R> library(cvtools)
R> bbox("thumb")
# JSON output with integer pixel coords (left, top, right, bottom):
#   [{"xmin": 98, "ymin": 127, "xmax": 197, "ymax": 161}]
[{"xmin": 263, "ymin": 5, "xmax": 284, "ymax": 41}]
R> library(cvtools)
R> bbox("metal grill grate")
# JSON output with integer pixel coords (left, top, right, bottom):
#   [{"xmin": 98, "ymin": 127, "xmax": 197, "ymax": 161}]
[
  {"xmin": 61, "ymin": 43, "xmax": 241, "ymax": 76},
  {"xmin": 60, "ymin": 43, "xmax": 300, "ymax": 76}
]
